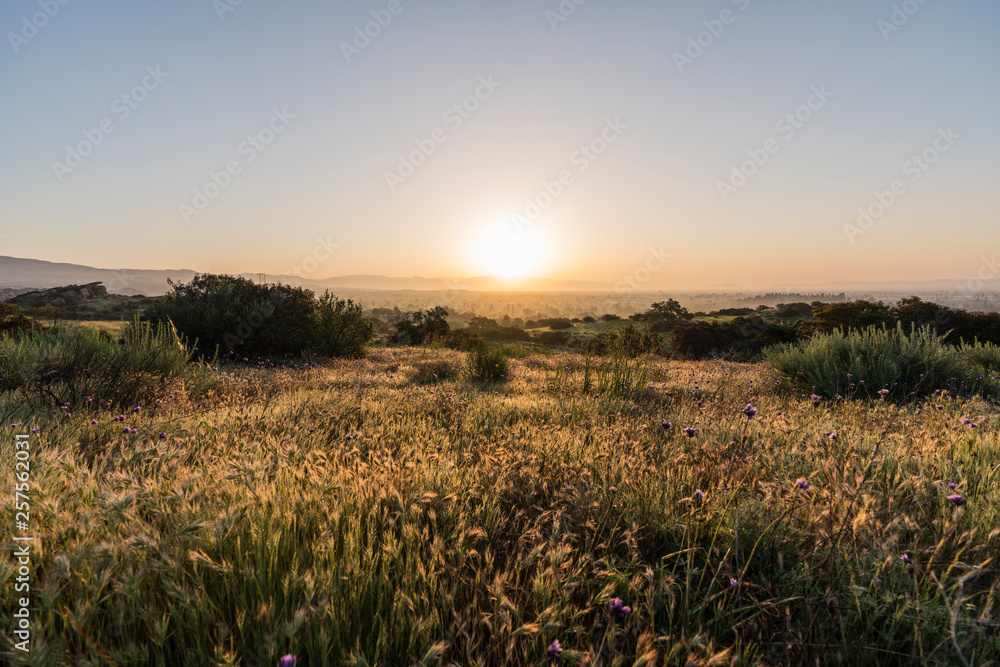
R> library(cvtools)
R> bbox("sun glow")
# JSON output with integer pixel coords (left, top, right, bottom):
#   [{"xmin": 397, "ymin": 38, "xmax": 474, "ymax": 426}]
[{"xmin": 469, "ymin": 220, "xmax": 552, "ymax": 279}]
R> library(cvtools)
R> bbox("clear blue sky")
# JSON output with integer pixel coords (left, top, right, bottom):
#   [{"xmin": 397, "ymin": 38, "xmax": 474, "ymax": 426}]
[{"xmin": 1, "ymin": 0, "xmax": 998, "ymax": 289}]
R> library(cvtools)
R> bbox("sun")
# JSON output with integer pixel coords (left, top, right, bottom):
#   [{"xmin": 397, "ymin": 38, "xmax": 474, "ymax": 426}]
[{"xmin": 469, "ymin": 220, "xmax": 551, "ymax": 279}]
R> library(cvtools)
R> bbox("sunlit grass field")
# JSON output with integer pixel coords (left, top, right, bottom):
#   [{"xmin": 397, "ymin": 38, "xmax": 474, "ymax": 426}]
[{"xmin": 2, "ymin": 347, "xmax": 998, "ymax": 665}]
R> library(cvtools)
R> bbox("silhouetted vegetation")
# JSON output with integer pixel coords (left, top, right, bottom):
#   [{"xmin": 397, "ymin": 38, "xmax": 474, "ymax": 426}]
[
  {"xmin": 581, "ymin": 324, "xmax": 662, "ymax": 356},
  {"xmin": 394, "ymin": 306, "xmax": 450, "ymax": 345},
  {"xmin": 144, "ymin": 274, "xmax": 373, "ymax": 358},
  {"xmin": 633, "ymin": 299, "xmax": 694, "ymax": 332},
  {"xmin": 669, "ymin": 316, "xmax": 799, "ymax": 360},
  {"xmin": 0, "ymin": 302, "xmax": 41, "ymax": 337}
]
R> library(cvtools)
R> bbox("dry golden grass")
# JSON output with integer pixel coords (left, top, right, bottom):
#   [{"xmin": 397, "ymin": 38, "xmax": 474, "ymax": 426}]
[{"xmin": 1, "ymin": 346, "xmax": 997, "ymax": 665}]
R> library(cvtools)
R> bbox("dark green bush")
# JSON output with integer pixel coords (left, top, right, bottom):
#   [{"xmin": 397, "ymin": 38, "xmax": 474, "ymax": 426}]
[
  {"xmin": 536, "ymin": 331, "xmax": 570, "ymax": 346},
  {"xmin": 145, "ymin": 275, "xmax": 316, "ymax": 357},
  {"xmin": 466, "ymin": 342, "xmax": 509, "ymax": 383},
  {"xmin": 774, "ymin": 302, "xmax": 813, "ymax": 318},
  {"xmin": 0, "ymin": 302, "xmax": 41, "ymax": 336},
  {"xmin": 811, "ymin": 300, "xmax": 894, "ymax": 333},
  {"xmin": 581, "ymin": 324, "xmax": 662, "ymax": 356},
  {"xmin": 310, "ymin": 292, "xmax": 375, "ymax": 358},
  {"xmin": 394, "ymin": 307, "xmax": 450, "ymax": 345},
  {"xmin": 425, "ymin": 329, "xmax": 482, "ymax": 351},
  {"xmin": 145, "ymin": 275, "xmax": 374, "ymax": 359},
  {"xmin": 640, "ymin": 299, "xmax": 694, "ymax": 332},
  {"xmin": 669, "ymin": 317, "xmax": 798, "ymax": 360},
  {"xmin": 893, "ymin": 296, "xmax": 1000, "ymax": 346}
]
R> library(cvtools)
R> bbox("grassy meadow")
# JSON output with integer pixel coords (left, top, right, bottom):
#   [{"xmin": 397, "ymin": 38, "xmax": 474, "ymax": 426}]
[{"xmin": 2, "ymin": 343, "xmax": 998, "ymax": 666}]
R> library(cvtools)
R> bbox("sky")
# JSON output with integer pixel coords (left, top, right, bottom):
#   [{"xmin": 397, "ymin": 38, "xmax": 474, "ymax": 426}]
[{"xmin": 1, "ymin": 0, "xmax": 998, "ymax": 290}]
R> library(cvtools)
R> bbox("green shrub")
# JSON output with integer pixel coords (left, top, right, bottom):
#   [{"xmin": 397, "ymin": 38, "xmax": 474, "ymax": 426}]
[
  {"xmin": 145, "ymin": 274, "xmax": 317, "ymax": 357},
  {"xmin": 394, "ymin": 307, "xmax": 450, "ymax": 345},
  {"xmin": 466, "ymin": 342, "xmax": 509, "ymax": 383},
  {"xmin": 310, "ymin": 292, "xmax": 375, "ymax": 358},
  {"xmin": 0, "ymin": 319, "xmax": 212, "ymax": 409},
  {"xmin": 893, "ymin": 296, "xmax": 1000, "ymax": 346},
  {"xmin": 811, "ymin": 300, "xmax": 894, "ymax": 333},
  {"xmin": 669, "ymin": 317, "xmax": 798, "ymax": 360},
  {"xmin": 0, "ymin": 302, "xmax": 41, "ymax": 336},
  {"xmin": 641, "ymin": 299, "xmax": 694, "ymax": 332},
  {"xmin": 145, "ymin": 275, "xmax": 373, "ymax": 359},
  {"xmin": 581, "ymin": 324, "xmax": 662, "ymax": 356},
  {"xmin": 536, "ymin": 331, "xmax": 570, "ymax": 346},
  {"xmin": 766, "ymin": 325, "xmax": 999, "ymax": 402},
  {"xmin": 960, "ymin": 341, "xmax": 1000, "ymax": 374},
  {"xmin": 425, "ymin": 329, "xmax": 482, "ymax": 351}
]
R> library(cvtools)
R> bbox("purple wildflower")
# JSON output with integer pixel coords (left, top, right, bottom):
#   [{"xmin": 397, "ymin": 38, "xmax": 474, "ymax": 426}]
[
  {"xmin": 31, "ymin": 428, "xmax": 40, "ymax": 434},
  {"xmin": 828, "ymin": 432, "xmax": 838, "ymax": 441},
  {"xmin": 548, "ymin": 639, "xmax": 563, "ymax": 659},
  {"xmin": 279, "ymin": 656, "xmax": 297, "ymax": 667},
  {"xmin": 878, "ymin": 389, "xmax": 890, "ymax": 398},
  {"xmin": 936, "ymin": 405, "xmax": 944, "ymax": 410},
  {"xmin": 810, "ymin": 394, "xmax": 822, "ymax": 405},
  {"xmin": 91, "ymin": 419, "xmax": 99, "ymax": 425},
  {"xmin": 609, "ymin": 598, "xmax": 631, "ymax": 618},
  {"xmin": 133, "ymin": 406, "xmax": 142, "ymax": 414},
  {"xmin": 900, "ymin": 554, "xmax": 912, "ymax": 564},
  {"xmin": 946, "ymin": 494, "xmax": 966, "ymax": 506},
  {"xmin": 683, "ymin": 427, "xmax": 697, "ymax": 438},
  {"xmin": 796, "ymin": 478, "xmax": 810, "ymax": 491},
  {"xmin": 159, "ymin": 433, "xmax": 167, "ymax": 439},
  {"xmin": 661, "ymin": 420, "xmax": 672, "ymax": 430},
  {"xmin": 609, "ymin": 486, "xmax": 617, "ymax": 493},
  {"xmin": 123, "ymin": 427, "xmax": 131, "ymax": 434},
  {"xmin": 960, "ymin": 418, "xmax": 977, "ymax": 428},
  {"xmin": 948, "ymin": 482, "xmax": 957, "ymax": 489},
  {"xmin": 743, "ymin": 403, "xmax": 757, "ymax": 420},
  {"xmin": 694, "ymin": 489, "xmax": 705, "ymax": 501},
  {"xmin": 729, "ymin": 577, "xmax": 739, "ymax": 588}
]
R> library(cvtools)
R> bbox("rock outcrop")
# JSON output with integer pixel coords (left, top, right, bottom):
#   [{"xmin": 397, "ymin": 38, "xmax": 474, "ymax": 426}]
[{"xmin": 8, "ymin": 282, "xmax": 108, "ymax": 309}]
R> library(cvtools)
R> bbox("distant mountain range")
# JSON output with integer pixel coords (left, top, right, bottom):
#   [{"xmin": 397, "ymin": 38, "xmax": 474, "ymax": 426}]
[
  {"xmin": 0, "ymin": 256, "xmax": 612, "ymax": 296},
  {"xmin": 1, "ymin": 255, "xmax": 998, "ymax": 297}
]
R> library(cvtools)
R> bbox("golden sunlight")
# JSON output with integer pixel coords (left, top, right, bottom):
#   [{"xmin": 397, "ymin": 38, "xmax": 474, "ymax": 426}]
[{"xmin": 469, "ymin": 220, "xmax": 552, "ymax": 278}]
